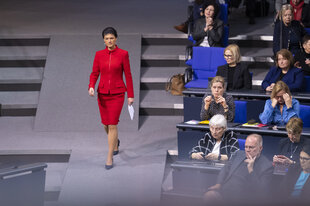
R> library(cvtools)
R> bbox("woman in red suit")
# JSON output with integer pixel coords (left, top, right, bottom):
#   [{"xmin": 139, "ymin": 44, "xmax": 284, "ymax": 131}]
[{"xmin": 88, "ymin": 27, "xmax": 134, "ymax": 170}]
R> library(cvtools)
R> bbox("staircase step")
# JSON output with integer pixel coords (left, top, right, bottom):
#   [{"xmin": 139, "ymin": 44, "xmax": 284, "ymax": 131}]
[
  {"xmin": 0, "ymin": 91, "xmax": 39, "ymax": 108},
  {"xmin": 229, "ymin": 35, "xmax": 273, "ymax": 47},
  {"xmin": 0, "ymin": 36, "xmax": 50, "ymax": 46},
  {"xmin": 141, "ymin": 67, "xmax": 186, "ymax": 83},
  {"xmin": 240, "ymin": 47, "xmax": 273, "ymax": 58},
  {"xmin": 0, "ymin": 46, "xmax": 48, "ymax": 57},
  {"xmin": 0, "ymin": 59, "xmax": 46, "ymax": 67},
  {"xmin": 0, "ymin": 91, "xmax": 39, "ymax": 116},
  {"xmin": 0, "ymin": 83, "xmax": 41, "ymax": 91},
  {"xmin": 140, "ymin": 90, "xmax": 183, "ymax": 115},
  {"xmin": 142, "ymin": 45, "xmax": 186, "ymax": 56},
  {"xmin": 142, "ymin": 34, "xmax": 191, "ymax": 45},
  {"xmin": 141, "ymin": 54, "xmax": 186, "ymax": 67},
  {"xmin": 0, "ymin": 67, "xmax": 43, "ymax": 83},
  {"xmin": 140, "ymin": 90, "xmax": 183, "ymax": 109}
]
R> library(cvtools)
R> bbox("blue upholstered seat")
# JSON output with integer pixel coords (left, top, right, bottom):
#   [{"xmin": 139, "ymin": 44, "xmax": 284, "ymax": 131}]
[
  {"xmin": 304, "ymin": 76, "xmax": 310, "ymax": 92},
  {"xmin": 238, "ymin": 139, "xmax": 245, "ymax": 151},
  {"xmin": 300, "ymin": 105, "xmax": 310, "ymax": 127},
  {"xmin": 219, "ymin": 3, "xmax": 228, "ymax": 25},
  {"xmin": 234, "ymin": 100, "xmax": 247, "ymax": 124},
  {"xmin": 185, "ymin": 47, "xmax": 226, "ymax": 89}
]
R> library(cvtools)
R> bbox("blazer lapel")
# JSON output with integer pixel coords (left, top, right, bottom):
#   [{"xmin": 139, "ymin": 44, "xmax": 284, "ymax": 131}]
[{"xmin": 224, "ymin": 152, "xmax": 246, "ymax": 183}]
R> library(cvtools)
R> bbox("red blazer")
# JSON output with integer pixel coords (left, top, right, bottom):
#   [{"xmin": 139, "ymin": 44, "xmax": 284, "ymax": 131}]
[{"xmin": 89, "ymin": 46, "xmax": 134, "ymax": 98}]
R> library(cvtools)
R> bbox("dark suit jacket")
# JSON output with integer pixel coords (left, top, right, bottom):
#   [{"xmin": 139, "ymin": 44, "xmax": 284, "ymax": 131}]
[
  {"xmin": 273, "ymin": 19, "xmax": 306, "ymax": 55},
  {"xmin": 217, "ymin": 150, "xmax": 273, "ymax": 202},
  {"xmin": 261, "ymin": 66, "xmax": 304, "ymax": 92},
  {"xmin": 192, "ymin": 18, "xmax": 223, "ymax": 47},
  {"xmin": 216, "ymin": 63, "xmax": 252, "ymax": 90}
]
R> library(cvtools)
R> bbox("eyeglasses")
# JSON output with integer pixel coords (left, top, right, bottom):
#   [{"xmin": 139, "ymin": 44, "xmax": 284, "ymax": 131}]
[
  {"xmin": 275, "ymin": 95, "xmax": 284, "ymax": 99},
  {"xmin": 300, "ymin": 156, "xmax": 310, "ymax": 161},
  {"xmin": 224, "ymin": 54, "xmax": 233, "ymax": 59}
]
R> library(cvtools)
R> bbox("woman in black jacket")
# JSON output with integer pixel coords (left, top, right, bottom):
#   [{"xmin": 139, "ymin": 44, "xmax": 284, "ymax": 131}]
[
  {"xmin": 273, "ymin": 4, "xmax": 306, "ymax": 56},
  {"xmin": 192, "ymin": 1, "xmax": 223, "ymax": 47},
  {"xmin": 216, "ymin": 44, "xmax": 252, "ymax": 90}
]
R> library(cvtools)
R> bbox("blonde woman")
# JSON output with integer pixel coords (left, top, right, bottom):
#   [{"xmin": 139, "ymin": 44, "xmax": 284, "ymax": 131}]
[
  {"xmin": 216, "ymin": 44, "xmax": 252, "ymax": 90},
  {"xmin": 273, "ymin": 4, "xmax": 306, "ymax": 55},
  {"xmin": 200, "ymin": 76, "xmax": 235, "ymax": 122},
  {"xmin": 259, "ymin": 81, "xmax": 299, "ymax": 126}
]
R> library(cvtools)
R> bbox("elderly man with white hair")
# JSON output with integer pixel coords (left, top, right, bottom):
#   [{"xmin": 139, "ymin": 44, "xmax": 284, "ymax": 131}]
[
  {"xmin": 204, "ymin": 134, "xmax": 274, "ymax": 204},
  {"xmin": 190, "ymin": 114, "xmax": 240, "ymax": 161}
]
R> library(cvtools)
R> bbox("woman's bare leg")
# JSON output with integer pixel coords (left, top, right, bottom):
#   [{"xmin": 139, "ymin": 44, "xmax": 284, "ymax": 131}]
[
  {"xmin": 104, "ymin": 125, "xmax": 108, "ymax": 134},
  {"xmin": 106, "ymin": 125, "xmax": 118, "ymax": 165}
]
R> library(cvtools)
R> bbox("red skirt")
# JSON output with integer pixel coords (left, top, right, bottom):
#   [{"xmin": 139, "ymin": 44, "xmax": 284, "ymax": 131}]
[{"xmin": 97, "ymin": 93, "xmax": 125, "ymax": 125}]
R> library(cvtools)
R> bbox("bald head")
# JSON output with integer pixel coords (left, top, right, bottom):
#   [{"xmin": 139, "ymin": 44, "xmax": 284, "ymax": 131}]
[{"xmin": 245, "ymin": 134, "xmax": 263, "ymax": 158}]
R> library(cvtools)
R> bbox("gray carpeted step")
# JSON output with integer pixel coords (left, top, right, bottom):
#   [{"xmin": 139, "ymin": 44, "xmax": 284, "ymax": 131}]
[
  {"xmin": 141, "ymin": 54, "xmax": 187, "ymax": 67},
  {"xmin": 0, "ymin": 91, "xmax": 39, "ymax": 116},
  {"xmin": 0, "ymin": 46, "xmax": 48, "ymax": 57},
  {"xmin": 140, "ymin": 90, "xmax": 183, "ymax": 109},
  {"xmin": 142, "ymin": 45, "xmax": 186, "ymax": 57},
  {"xmin": 229, "ymin": 35, "xmax": 273, "ymax": 48},
  {"xmin": 141, "ymin": 67, "xmax": 186, "ymax": 83},
  {"xmin": 142, "ymin": 34, "xmax": 190, "ymax": 46},
  {"xmin": 240, "ymin": 47, "xmax": 273, "ymax": 58},
  {"xmin": 0, "ymin": 36, "xmax": 50, "ymax": 46},
  {"xmin": 0, "ymin": 67, "xmax": 43, "ymax": 83},
  {"xmin": 0, "ymin": 91, "xmax": 39, "ymax": 108}
]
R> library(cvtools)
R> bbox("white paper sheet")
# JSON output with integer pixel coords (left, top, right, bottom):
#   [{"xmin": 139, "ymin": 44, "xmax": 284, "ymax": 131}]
[{"xmin": 128, "ymin": 105, "xmax": 134, "ymax": 120}]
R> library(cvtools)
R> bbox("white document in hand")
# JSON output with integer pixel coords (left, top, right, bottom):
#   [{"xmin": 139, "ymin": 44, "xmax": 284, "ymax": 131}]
[{"xmin": 128, "ymin": 105, "xmax": 134, "ymax": 120}]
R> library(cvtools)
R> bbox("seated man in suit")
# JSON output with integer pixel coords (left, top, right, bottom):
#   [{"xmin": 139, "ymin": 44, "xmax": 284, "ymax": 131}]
[{"xmin": 204, "ymin": 134, "xmax": 273, "ymax": 204}]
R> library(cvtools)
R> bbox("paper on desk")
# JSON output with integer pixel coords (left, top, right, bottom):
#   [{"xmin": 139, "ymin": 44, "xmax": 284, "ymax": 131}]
[{"xmin": 128, "ymin": 105, "xmax": 134, "ymax": 120}]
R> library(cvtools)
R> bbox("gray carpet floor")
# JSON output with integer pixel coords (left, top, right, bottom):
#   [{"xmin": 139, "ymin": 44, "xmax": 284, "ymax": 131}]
[
  {"xmin": 0, "ymin": 115, "xmax": 182, "ymax": 206},
  {"xmin": 0, "ymin": 0, "xmax": 276, "ymax": 205}
]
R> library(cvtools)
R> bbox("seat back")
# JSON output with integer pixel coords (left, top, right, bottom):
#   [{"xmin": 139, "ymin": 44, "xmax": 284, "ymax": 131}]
[
  {"xmin": 185, "ymin": 47, "xmax": 225, "ymax": 88},
  {"xmin": 219, "ymin": 3, "xmax": 228, "ymax": 25},
  {"xmin": 234, "ymin": 100, "xmax": 247, "ymax": 123},
  {"xmin": 222, "ymin": 25, "xmax": 229, "ymax": 47},
  {"xmin": 300, "ymin": 105, "xmax": 310, "ymax": 127},
  {"xmin": 305, "ymin": 28, "xmax": 310, "ymax": 35},
  {"xmin": 304, "ymin": 76, "xmax": 310, "ymax": 92},
  {"xmin": 238, "ymin": 139, "xmax": 246, "ymax": 151},
  {"xmin": 192, "ymin": 47, "xmax": 225, "ymax": 71}
]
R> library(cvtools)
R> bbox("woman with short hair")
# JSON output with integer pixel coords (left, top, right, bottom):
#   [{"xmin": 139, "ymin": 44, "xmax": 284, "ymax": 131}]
[
  {"xmin": 262, "ymin": 49, "xmax": 304, "ymax": 92},
  {"xmin": 259, "ymin": 81, "xmax": 300, "ymax": 126},
  {"xmin": 200, "ymin": 76, "xmax": 235, "ymax": 122},
  {"xmin": 216, "ymin": 44, "xmax": 252, "ymax": 90},
  {"xmin": 273, "ymin": 118, "xmax": 309, "ymax": 165},
  {"xmin": 190, "ymin": 114, "xmax": 240, "ymax": 161}
]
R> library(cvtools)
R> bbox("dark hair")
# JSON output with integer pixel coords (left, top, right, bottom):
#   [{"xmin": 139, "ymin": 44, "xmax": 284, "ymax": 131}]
[
  {"xmin": 302, "ymin": 144, "xmax": 310, "ymax": 156},
  {"xmin": 102, "ymin": 27, "xmax": 118, "ymax": 39},
  {"xmin": 302, "ymin": 34, "xmax": 310, "ymax": 44},
  {"xmin": 202, "ymin": 1, "xmax": 219, "ymax": 19}
]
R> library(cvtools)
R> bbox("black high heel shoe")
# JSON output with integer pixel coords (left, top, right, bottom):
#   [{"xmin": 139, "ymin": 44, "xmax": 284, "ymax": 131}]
[
  {"xmin": 105, "ymin": 158, "xmax": 113, "ymax": 170},
  {"xmin": 113, "ymin": 140, "xmax": 120, "ymax": 155}
]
